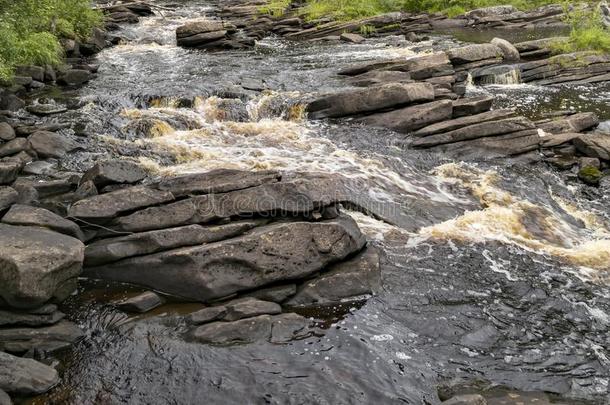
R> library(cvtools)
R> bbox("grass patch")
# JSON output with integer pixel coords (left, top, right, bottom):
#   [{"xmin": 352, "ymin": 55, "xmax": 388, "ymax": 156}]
[
  {"xmin": 259, "ymin": 0, "xmax": 292, "ymax": 17},
  {"xmin": 552, "ymin": 5, "xmax": 610, "ymax": 54},
  {"xmin": 0, "ymin": 0, "xmax": 103, "ymax": 82}
]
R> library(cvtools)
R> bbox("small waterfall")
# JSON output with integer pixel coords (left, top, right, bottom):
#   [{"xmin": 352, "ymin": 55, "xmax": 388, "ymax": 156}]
[{"xmin": 473, "ymin": 65, "xmax": 522, "ymax": 86}]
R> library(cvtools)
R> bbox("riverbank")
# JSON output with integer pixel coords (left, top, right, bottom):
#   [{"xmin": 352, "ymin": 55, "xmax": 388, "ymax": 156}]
[{"xmin": 1, "ymin": 1, "xmax": 610, "ymax": 404}]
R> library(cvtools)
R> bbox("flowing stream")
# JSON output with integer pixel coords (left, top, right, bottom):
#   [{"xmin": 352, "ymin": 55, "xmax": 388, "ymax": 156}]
[{"xmin": 29, "ymin": 1, "xmax": 610, "ymax": 404}]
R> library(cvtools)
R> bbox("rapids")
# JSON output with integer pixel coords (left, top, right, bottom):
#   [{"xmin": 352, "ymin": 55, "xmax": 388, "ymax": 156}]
[{"xmin": 29, "ymin": 1, "xmax": 610, "ymax": 403}]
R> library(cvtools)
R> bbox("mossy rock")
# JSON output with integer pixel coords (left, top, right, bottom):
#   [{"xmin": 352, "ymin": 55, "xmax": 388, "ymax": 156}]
[{"xmin": 578, "ymin": 165, "xmax": 603, "ymax": 186}]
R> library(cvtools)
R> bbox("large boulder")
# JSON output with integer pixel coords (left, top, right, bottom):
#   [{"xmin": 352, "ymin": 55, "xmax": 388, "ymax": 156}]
[
  {"xmin": 491, "ymin": 37, "xmax": 520, "ymax": 62},
  {"xmin": 0, "ymin": 224, "xmax": 84, "ymax": 309},
  {"xmin": 176, "ymin": 20, "xmax": 227, "ymax": 48},
  {"xmin": 306, "ymin": 82, "xmax": 435, "ymax": 119},
  {"xmin": 80, "ymin": 159, "xmax": 147, "ymax": 188},
  {"xmin": 56, "ymin": 69, "xmax": 92, "ymax": 86},
  {"xmin": 358, "ymin": 100, "xmax": 453, "ymax": 134},
  {"xmin": 573, "ymin": 134, "xmax": 610, "ymax": 160},
  {"xmin": 85, "ymin": 215, "xmax": 366, "ymax": 302},
  {"xmin": 2, "ymin": 204, "xmax": 85, "ymax": 241},
  {"xmin": 68, "ymin": 186, "xmax": 175, "ymax": 223},
  {"xmin": 0, "ymin": 351, "xmax": 58, "ymax": 395},
  {"xmin": 446, "ymin": 44, "xmax": 503, "ymax": 65},
  {"xmin": 0, "ymin": 123, "xmax": 15, "ymax": 141},
  {"xmin": 27, "ymin": 131, "xmax": 76, "ymax": 159}
]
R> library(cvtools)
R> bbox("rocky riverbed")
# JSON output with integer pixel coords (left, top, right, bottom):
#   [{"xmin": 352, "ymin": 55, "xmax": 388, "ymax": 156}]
[{"xmin": 0, "ymin": 1, "xmax": 609, "ymax": 404}]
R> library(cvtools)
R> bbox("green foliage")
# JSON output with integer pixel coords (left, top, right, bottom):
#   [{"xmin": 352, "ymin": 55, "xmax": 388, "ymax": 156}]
[
  {"xmin": 259, "ymin": 0, "xmax": 292, "ymax": 17},
  {"xmin": 0, "ymin": 0, "xmax": 103, "ymax": 81},
  {"xmin": 552, "ymin": 5, "xmax": 610, "ymax": 54}
]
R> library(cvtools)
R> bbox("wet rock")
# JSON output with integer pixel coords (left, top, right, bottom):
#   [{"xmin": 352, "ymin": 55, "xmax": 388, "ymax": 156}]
[
  {"xmin": 81, "ymin": 159, "xmax": 146, "ymax": 188},
  {"xmin": 0, "ymin": 138, "xmax": 30, "ymax": 158},
  {"xmin": 27, "ymin": 131, "xmax": 75, "ymax": 159},
  {"xmin": 155, "ymin": 168, "xmax": 280, "ymax": 198},
  {"xmin": 57, "ymin": 69, "xmax": 92, "ymax": 86},
  {"xmin": 14, "ymin": 123, "xmax": 68, "ymax": 136},
  {"xmin": 340, "ymin": 33, "xmax": 365, "ymax": 43},
  {"xmin": 579, "ymin": 157, "xmax": 601, "ymax": 169},
  {"xmin": 0, "ymin": 306, "xmax": 64, "ymax": 327},
  {"xmin": 577, "ymin": 166, "xmax": 603, "ymax": 186},
  {"xmin": 491, "ymin": 37, "xmax": 520, "ymax": 62},
  {"xmin": 412, "ymin": 117, "xmax": 536, "ymax": 148},
  {"xmin": 85, "ymin": 220, "xmax": 263, "ymax": 266},
  {"xmin": 0, "ymin": 351, "xmax": 58, "ymax": 395},
  {"xmin": 358, "ymin": 100, "xmax": 453, "ymax": 134},
  {"xmin": 270, "ymin": 313, "xmax": 311, "ymax": 343},
  {"xmin": 0, "ymin": 389, "xmax": 10, "ymax": 405},
  {"xmin": 0, "ymin": 224, "xmax": 84, "ymax": 309},
  {"xmin": 460, "ymin": 324, "xmax": 500, "ymax": 350},
  {"xmin": 80, "ymin": 27, "xmax": 107, "ymax": 56},
  {"xmin": 25, "ymin": 104, "xmax": 67, "ymax": 116},
  {"xmin": 15, "ymin": 66, "xmax": 45, "ymax": 82},
  {"xmin": 429, "ymin": 129, "xmax": 540, "ymax": 159},
  {"xmin": 307, "ymin": 82, "xmax": 435, "ymax": 119},
  {"xmin": 0, "ymin": 320, "xmax": 83, "ymax": 353},
  {"xmin": 0, "ymin": 123, "xmax": 15, "ymax": 141},
  {"xmin": 0, "ymin": 93, "xmax": 24, "ymax": 112},
  {"xmin": 286, "ymin": 248, "xmax": 381, "ymax": 307},
  {"xmin": 176, "ymin": 20, "xmax": 228, "ymax": 48},
  {"xmin": 573, "ymin": 133, "xmax": 610, "ymax": 160},
  {"xmin": 348, "ymin": 70, "xmax": 413, "ymax": 87},
  {"xmin": 187, "ymin": 306, "xmax": 227, "ymax": 325},
  {"xmin": 414, "ymin": 109, "xmax": 515, "ymax": 137},
  {"xmin": 452, "ymin": 96, "xmax": 494, "ymax": 118},
  {"xmin": 446, "ymin": 44, "xmax": 502, "ymax": 65},
  {"xmin": 244, "ymin": 284, "xmax": 297, "ymax": 303},
  {"xmin": 2, "ymin": 204, "xmax": 85, "ymax": 241},
  {"xmin": 223, "ymin": 298, "xmax": 281, "ymax": 321},
  {"xmin": 85, "ymin": 215, "xmax": 366, "ymax": 302},
  {"xmin": 117, "ymin": 291, "xmax": 163, "ymax": 313},
  {"xmin": 537, "ymin": 112, "xmax": 599, "ymax": 134},
  {"xmin": 441, "ymin": 394, "xmax": 487, "ymax": 405},
  {"xmin": 0, "ymin": 158, "xmax": 22, "ymax": 185},
  {"xmin": 0, "ymin": 187, "xmax": 18, "ymax": 211},
  {"xmin": 191, "ymin": 315, "xmax": 273, "ymax": 345},
  {"xmin": 68, "ymin": 186, "xmax": 174, "ymax": 223}
]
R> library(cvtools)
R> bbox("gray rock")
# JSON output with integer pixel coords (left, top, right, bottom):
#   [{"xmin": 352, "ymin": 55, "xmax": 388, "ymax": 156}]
[
  {"xmin": 27, "ymin": 131, "xmax": 75, "ymax": 158},
  {"xmin": 412, "ymin": 117, "xmax": 536, "ymax": 148},
  {"xmin": 57, "ymin": 69, "xmax": 91, "ymax": 86},
  {"xmin": 85, "ymin": 215, "xmax": 366, "ymax": 302},
  {"xmin": 117, "ymin": 291, "xmax": 163, "ymax": 313},
  {"xmin": 0, "ymin": 224, "xmax": 84, "ymax": 309},
  {"xmin": 0, "ymin": 351, "xmax": 58, "ymax": 395},
  {"xmin": 0, "ymin": 389, "xmax": 10, "ymax": 405},
  {"xmin": 223, "ymin": 298, "xmax": 281, "ymax": 321},
  {"xmin": 0, "ymin": 158, "xmax": 22, "ymax": 185},
  {"xmin": 0, "ymin": 123, "xmax": 15, "ymax": 141},
  {"xmin": 441, "ymin": 394, "xmax": 487, "ymax": 405},
  {"xmin": 176, "ymin": 20, "xmax": 224, "ymax": 38},
  {"xmin": 538, "ymin": 112, "xmax": 599, "ymax": 134},
  {"xmin": 2, "ymin": 204, "xmax": 85, "ymax": 241},
  {"xmin": 429, "ymin": 129, "xmax": 540, "ymax": 159},
  {"xmin": 491, "ymin": 37, "xmax": 520, "ymax": 62},
  {"xmin": 452, "ymin": 96, "xmax": 494, "ymax": 118},
  {"xmin": 348, "ymin": 70, "xmax": 413, "ymax": 87},
  {"xmin": 25, "ymin": 104, "xmax": 67, "ymax": 116},
  {"xmin": 0, "ymin": 320, "xmax": 82, "ymax": 353},
  {"xmin": 73, "ymin": 180, "xmax": 98, "ymax": 201},
  {"xmin": 574, "ymin": 133, "xmax": 610, "ymax": 160},
  {"xmin": 270, "ymin": 312, "xmax": 311, "ymax": 343},
  {"xmin": 187, "ymin": 306, "xmax": 227, "ymax": 325},
  {"xmin": 340, "ymin": 33, "xmax": 365, "ymax": 43},
  {"xmin": 307, "ymin": 82, "xmax": 435, "ymax": 119},
  {"xmin": 0, "ymin": 138, "xmax": 30, "ymax": 158},
  {"xmin": 446, "ymin": 44, "xmax": 502, "ymax": 65},
  {"xmin": 358, "ymin": 100, "xmax": 453, "ymax": 134},
  {"xmin": 0, "ymin": 187, "xmax": 18, "ymax": 211},
  {"xmin": 156, "ymin": 169, "xmax": 281, "ymax": 198},
  {"xmin": 244, "ymin": 284, "xmax": 297, "ymax": 303},
  {"xmin": 68, "ymin": 185, "xmax": 175, "ymax": 222},
  {"xmin": 415, "ymin": 109, "xmax": 515, "ymax": 137},
  {"xmin": 0, "ymin": 307, "xmax": 64, "ymax": 327},
  {"xmin": 81, "ymin": 159, "xmax": 147, "ymax": 187},
  {"xmin": 0, "ymin": 94, "xmax": 24, "ymax": 112},
  {"xmin": 85, "ymin": 220, "xmax": 263, "ymax": 266},
  {"xmin": 15, "ymin": 66, "xmax": 45, "ymax": 82},
  {"xmin": 465, "ymin": 5, "xmax": 517, "ymax": 19},
  {"xmin": 22, "ymin": 161, "xmax": 56, "ymax": 176},
  {"xmin": 286, "ymin": 248, "xmax": 381, "ymax": 307},
  {"xmin": 191, "ymin": 315, "xmax": 273, "ymax": 345}
]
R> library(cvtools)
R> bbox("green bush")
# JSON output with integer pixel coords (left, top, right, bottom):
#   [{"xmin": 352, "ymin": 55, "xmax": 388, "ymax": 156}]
[
  {"xmin": 553, "ymin": 5, "xmax": 610, "ymax": 54},
  {"xmin": 0, "ymin": 0, "xmax": 103, "ymax": 82}
]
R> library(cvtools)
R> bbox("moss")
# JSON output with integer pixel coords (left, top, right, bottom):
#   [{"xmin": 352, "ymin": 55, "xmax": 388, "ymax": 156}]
[{"xmin": 578, "ymin": 166, "xmax": 603, "ymax": 186}]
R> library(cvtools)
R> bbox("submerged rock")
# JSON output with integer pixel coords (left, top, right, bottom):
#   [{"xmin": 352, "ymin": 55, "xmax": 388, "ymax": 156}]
[
  {"xmin": 0, "ymin": 305, "xmax": 64, "ymax": 327},
  {"xmin": 0, "ymin": 224, "xmax": 84, "ymax": 309},
  {"xmin": 85, "ymin": 215, "xmax": 366, "ymax": 302},
  {"xmin": 117, "ymin": 292, "xmax": 163, "ymax": 313},
  {"xmin": 0, "ymin": 351, "xmax": 58, "ymax": 395},
  {"xmin": 0, "ymin": 320, "xmax": 83, "ymax": 353}
]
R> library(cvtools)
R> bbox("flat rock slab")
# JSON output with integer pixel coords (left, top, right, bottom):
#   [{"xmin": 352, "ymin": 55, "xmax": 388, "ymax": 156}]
[
  {"xmin": 68, "ymin": 186, "xmax": 174, "ymax": 222},
  {"xmin": 25, "ymin": 104, "xmax": 67, "ymax": 116},
  {"xmin": 415, "ymin": 109, "xmax": 515, "ymax": 137},
  {"xmin": 81, "ymin": 160, "xmax": 147, "ymax": 187},
  {"xmin": 222, "ymin": 298, "xmax": 281, "ymax": 321},
  {"xmin": 2, "ymin": 204, "xmax": 85, "ymax": 241},
  {"xmin": 0, "ymin": 307, "xmax": 64, "ymax": 327},
  {"xmin": 286, "ymin": 247, "xmax": 381, "ymax": 307},
  {"xmin": 0, "ymin": 224, "xmax": 84, "ymax": 309},
  {"xmin": 307, "ymin": 82, "xmax": 435, "ymax": 119},
  {"xmin": 446, "ymin": 44, "xmax": 502, "ymax": 65},
  {"xmin": 452, "ymin": 95, "xmax": 494, "ymax": 118},
  {"xmin": 155, "ymin": 169, "xmax": 280, "ymax": 198},
  {"xmin": 0, "ymin": 320, "xmax": 83, "ymax": 353},
  {"xmin": 187, "ymin": 306, "xmax": 227, "ymax": 325},
  {"xmin": 0, "ymin": 351, "xmax": 58, "ymax": 395},
  {"xmin": 574, "ymin": 134, "xmax": 610, "ymax": 160},
  {"xmin": 116, "ymin": 291, "xmax": 163, "ymax": 313},
  {"xmin": 85, "ymin": 215, "xmax": 366, "ymax": 302},
  {"xmin": 358, "ymin": 100, "xmax": 453, "ymax": 134},
  {"xmin": 244, "ymin": 284, "xmax": 297, "ymax": 303},
  {"xmin": 85, "ymin": 220, "xmax": 265, "ymax": 266}
]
